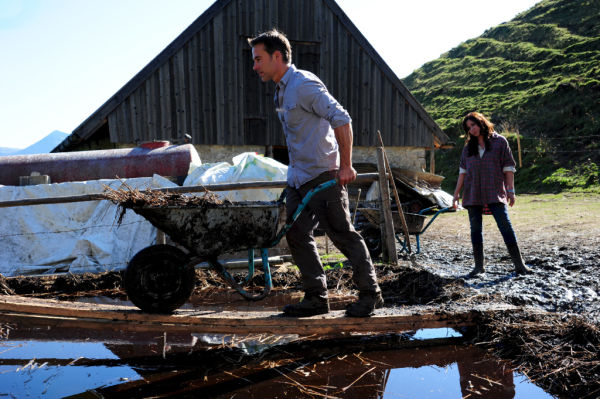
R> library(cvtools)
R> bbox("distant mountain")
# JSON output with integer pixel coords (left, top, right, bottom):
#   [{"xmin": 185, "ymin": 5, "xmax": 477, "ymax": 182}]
[
  {"xmin": 0, "ymin": 147, "xmax": 20, "ymax": 156},
  {"xmin": 14, "ymin": 130, "xmax": 69, "ymax": 155},
  {"xmin": 403, "ymin": 0, "xmax": 600, "ymax": 193}
]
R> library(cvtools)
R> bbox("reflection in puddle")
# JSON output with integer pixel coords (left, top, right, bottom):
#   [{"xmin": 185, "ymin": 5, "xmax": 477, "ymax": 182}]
[{"xmin": 0, "ymin": 320, "xmax": 555, "ymax": 398}]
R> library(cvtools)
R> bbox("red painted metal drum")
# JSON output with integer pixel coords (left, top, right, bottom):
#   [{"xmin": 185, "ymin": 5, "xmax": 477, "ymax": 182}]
[{"xmin": 0, "ymin": 143, "xmax": 200, "ymax": 186}]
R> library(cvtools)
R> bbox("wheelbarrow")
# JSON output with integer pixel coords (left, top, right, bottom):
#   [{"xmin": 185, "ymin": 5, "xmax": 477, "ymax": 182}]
[
  {"xmin": 358, "ymin": 206, "xmax": 453, "ymax": 257},
  {"xmin": 122, "ymin": 179, "xmax": 339, "ymax": 313}
]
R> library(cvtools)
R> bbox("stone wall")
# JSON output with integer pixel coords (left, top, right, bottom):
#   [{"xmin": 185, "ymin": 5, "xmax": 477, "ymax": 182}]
[
  {"xmin": 194, "ymin": 145, "xmax": 266, "ymax": 164},
  {"xmin": 193, "ymin": 144, "xmax": 426, "ymax": 171},
  {"xmin": 353, "ymin": 146, "xmax": 426, "ymax": 171}
]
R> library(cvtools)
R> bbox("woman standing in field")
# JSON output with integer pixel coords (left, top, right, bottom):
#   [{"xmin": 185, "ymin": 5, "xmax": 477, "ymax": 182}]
[{"xmin": 452, "ymin": 112, "xmax": 531, "ymax": 277}]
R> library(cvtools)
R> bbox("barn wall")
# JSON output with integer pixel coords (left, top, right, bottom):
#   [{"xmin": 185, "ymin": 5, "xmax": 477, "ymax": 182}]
[{"xmin": 106, "ymin": 0, "xmax": 438, "ymax": 150}]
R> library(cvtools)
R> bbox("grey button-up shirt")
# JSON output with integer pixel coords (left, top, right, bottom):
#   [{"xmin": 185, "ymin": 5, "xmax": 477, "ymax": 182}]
[{"xmin": 275, "ymin": 64, "xmax": 351, "ymax": 188}]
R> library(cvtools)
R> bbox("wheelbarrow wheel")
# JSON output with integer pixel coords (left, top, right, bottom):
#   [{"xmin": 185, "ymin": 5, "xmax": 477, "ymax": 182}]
[
  {"xmin": 361, "ymin": 227, "xmax": 382, "ymax": 259},
  {"xmin": 124, "ymin": 244, "xmax": 195, "ymax": 313}
]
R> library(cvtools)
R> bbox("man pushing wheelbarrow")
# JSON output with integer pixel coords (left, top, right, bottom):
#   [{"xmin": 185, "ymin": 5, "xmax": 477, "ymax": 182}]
[{"xmin": 249, "ymin": 29, "xmax": 383, "ymax": 317}]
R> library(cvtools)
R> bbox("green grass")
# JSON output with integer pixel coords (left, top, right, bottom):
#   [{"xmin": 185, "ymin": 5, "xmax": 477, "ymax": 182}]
[{"xmin": 403, "ymin": 0, "xmax": 600, "ymax": 194}]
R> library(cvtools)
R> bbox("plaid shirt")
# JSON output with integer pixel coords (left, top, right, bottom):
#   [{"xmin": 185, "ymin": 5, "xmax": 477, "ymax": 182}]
[{"xmin": 459, "ymin": 133, "xmax": 516, "ymax": 206}]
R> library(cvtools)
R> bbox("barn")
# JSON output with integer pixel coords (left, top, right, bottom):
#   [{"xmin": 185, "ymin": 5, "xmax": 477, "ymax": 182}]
[{"xmin": 53, "ymin": 0, "xmax": 450, "ymax": 173}]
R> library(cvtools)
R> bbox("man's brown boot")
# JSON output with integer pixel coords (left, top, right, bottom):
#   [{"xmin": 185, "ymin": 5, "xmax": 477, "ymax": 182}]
[
  {"xmin": 346, "ymin": 291, "xmax": 384, "ymax": 317},
  {"xmin": 282, "ymin": 293, "xmax": 330, "ymax": 317}
]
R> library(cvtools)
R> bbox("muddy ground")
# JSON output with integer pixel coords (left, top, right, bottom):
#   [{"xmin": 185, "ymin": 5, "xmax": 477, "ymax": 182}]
[
  {"xmin": 3, "ymin": 195, "xmax": 599, "ymax": 324},
  {"xmin": 1, "ymin": 193, "xmax": 599, "ymax": 397}
]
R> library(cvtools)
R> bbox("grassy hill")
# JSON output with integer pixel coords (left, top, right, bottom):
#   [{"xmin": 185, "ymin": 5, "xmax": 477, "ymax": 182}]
[{"xmin": 403, "ymin": 0, "xmax": 600, "ymax": 193}]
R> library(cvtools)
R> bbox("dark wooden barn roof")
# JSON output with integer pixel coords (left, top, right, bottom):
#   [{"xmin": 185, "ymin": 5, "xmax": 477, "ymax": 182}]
[{"xmin": 53, "ymin": 0, "xmax": 450, "ymax": 153}]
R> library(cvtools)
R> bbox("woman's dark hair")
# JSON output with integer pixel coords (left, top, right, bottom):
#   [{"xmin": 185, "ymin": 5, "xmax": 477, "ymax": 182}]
[
  {"xmin": 462, "ymin": 112, "xmax": 493, "ymax": 157},
  {"xmin": 247, "ymin": 29, "xmax": 292, "ymax": 63}
]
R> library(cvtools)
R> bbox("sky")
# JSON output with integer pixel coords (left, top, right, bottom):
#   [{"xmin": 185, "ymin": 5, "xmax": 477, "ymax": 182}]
[{"xmin": 0, "ymin": 0, "xmax": 540, "ymax": 149}]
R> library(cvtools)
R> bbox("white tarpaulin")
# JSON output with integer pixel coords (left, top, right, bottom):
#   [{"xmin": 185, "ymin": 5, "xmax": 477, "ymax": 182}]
[
  {"xmin": 0, "ymin": 175, "xmax": 177, "ymax": 277},
  {"xmin": 185, "ymin": 152, "xmax": 287, "ymax": 201},
  {"xmin": 0, "ymin": 153, "xmax": 287, "ymax": 277}
]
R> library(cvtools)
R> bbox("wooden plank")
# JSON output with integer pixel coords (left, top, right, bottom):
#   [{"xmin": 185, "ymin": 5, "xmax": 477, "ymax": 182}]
[
  {"xmin": 360, "ymin": 49, "xmax": 370, "ymax": 142},
  {"xmin": 145, "ymin": 77, "xmax": 156, "ymax": 141},
  {"xmin": 123, "ymin": 98, "xmax": 134, "ymax": 144},
  {"xmin": 0, "ymin": 295, "xmax": 520, "ymax": 335},
  {"xmin": 200, "ymin": 28, "xmax": 212, "ymax": 144},
  {"xmin": 174, "ymin": 48, "xmax": 187, "ymax": 140},
  {"xmin": 378, "ymin": 132, "xmax": 411, "ymax": 254},
  {"xmin": 107, "ymin": 111, "xmax": 119, "ymax": 143},
  {"xmin": 377, "ymin": 148, "xmax": 398, "ymax": 265},
  {"xmin": 137, "ymin": 84, "xmax": 147, "ymax": 141},
  {"xmin": 374, "ymin": 70, "xmax": 383, "ymax": 144},
  {"xmin": 223, "ymin": 6, "xmax": 236, "ymax": 144},
  {"xmin": 188, "ymin": 36, "xmax": 200, "ymax": 141},
  {"xmin": 211, "ymin": 12, "xmax": 228, "ymax": 145},
  {"xmin": 159, "ymin": 63, "xmax": 172, "ymax": 140},
  {"xmin": 129, "ymin": 89, "xmax": 139, "ymax": 142}
]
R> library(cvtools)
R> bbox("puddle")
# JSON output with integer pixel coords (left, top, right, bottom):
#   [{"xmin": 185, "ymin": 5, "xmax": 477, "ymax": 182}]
[{"xmin": 0, "ymin": 320, "xmax": 556, "ymax": 398}]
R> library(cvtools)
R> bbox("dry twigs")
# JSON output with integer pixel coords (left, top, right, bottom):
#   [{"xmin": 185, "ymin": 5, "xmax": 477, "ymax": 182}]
[
  {"xmin": 476, "ymin": 311, "xmax": 600, "ymax": 398},
  {"xmin": 103, "ymin": 181, "xmax": 226, "ymax": 224}
]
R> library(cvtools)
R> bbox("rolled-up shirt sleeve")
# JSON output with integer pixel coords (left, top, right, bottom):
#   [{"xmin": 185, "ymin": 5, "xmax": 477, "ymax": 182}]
[
  {"xmin": 500, "ymin": 137, "xmax": 517, "ymax": 170},
  {"xmin": 298, "ymin": 81, "xmax": 351, "ymax": 128}
]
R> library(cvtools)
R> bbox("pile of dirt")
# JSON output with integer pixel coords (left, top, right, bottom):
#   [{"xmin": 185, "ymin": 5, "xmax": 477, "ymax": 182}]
[{"xmin": 5, "ymin": 272, "xmax": 124, "ymax": 299}]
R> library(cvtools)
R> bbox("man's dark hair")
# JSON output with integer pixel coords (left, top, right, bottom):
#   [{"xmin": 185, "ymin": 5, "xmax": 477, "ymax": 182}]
[{"xmin": 248, "ymin": 29, "xmax": 292, "ymax": 63}]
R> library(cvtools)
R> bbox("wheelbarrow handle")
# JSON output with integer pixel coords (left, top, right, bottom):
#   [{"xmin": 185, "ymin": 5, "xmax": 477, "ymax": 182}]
[{"xmin": 270, "ymin": 179, "xmax": 338, "ymax": 246}]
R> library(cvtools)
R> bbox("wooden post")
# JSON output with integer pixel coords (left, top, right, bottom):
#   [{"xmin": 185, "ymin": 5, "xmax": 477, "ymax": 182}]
[
  {"xmin": 516, "ymin": 130, "xmax": 522, "ymax": 168},
  {"xmin": 378, "ymin": 131, "xmax": 412, "ymax": 254},
  {"xmin": 377, "ymin": 148, "xmax": 398, "ymax": 265},
  {"xmin": 429, "ymin": 149, "xmax": 436, "ymax": 174}
]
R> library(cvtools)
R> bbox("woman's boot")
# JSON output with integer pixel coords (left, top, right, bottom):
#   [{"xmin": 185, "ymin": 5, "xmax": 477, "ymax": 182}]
[
  {"xmin": 467, "ymin": 242, "xmax": 485, "ymax": 278},
  {"xmin": 507, "ymin": 243, "xmax": 532, "ymax": 275}
]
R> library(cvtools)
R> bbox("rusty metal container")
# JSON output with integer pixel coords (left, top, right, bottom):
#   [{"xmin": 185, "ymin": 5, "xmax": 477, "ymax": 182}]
[{"xmin": 0, "ymin": 142, "xmax": 200, "ymax": 186}]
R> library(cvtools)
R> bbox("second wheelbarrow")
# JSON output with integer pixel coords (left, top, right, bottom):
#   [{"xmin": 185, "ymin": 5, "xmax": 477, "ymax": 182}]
[{"xmin": 358, "ymin": 206, "xmax": 453, "ymax": 257}]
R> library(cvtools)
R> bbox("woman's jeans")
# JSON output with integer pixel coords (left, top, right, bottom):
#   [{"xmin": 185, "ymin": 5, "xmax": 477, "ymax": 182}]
[{"xmin": 467, "ymin": 203, "xmax": 518, "ymax": 246}]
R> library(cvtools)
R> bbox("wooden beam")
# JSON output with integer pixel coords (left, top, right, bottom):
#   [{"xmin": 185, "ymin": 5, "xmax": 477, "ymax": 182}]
[
  {"xmin": 0, "ymin": 173, "xmax": 380, "ymax": 208},
  {"xmin": 0, "ymin": 295, "xmax": 520, "ymax": 336},
  {"xmin": 378, "ymin": 132, "xmax": 411, "ymax": 254}
]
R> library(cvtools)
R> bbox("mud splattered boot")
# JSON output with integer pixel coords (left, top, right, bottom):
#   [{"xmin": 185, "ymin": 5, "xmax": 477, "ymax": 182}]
[
  {"xmin": 282, "ymin": 292, "xmax": 330, "ymax": 317},
  {"xmin": 346, "ymin": 290, "xmax": 384, "ymax": 317},
  {"xmin": 467, "ymin": 242, "xmax": 485, "ymax": 278},
  {"xmin": 507, "ymin": 243, "xmax": 532, "ymax": 275}
]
